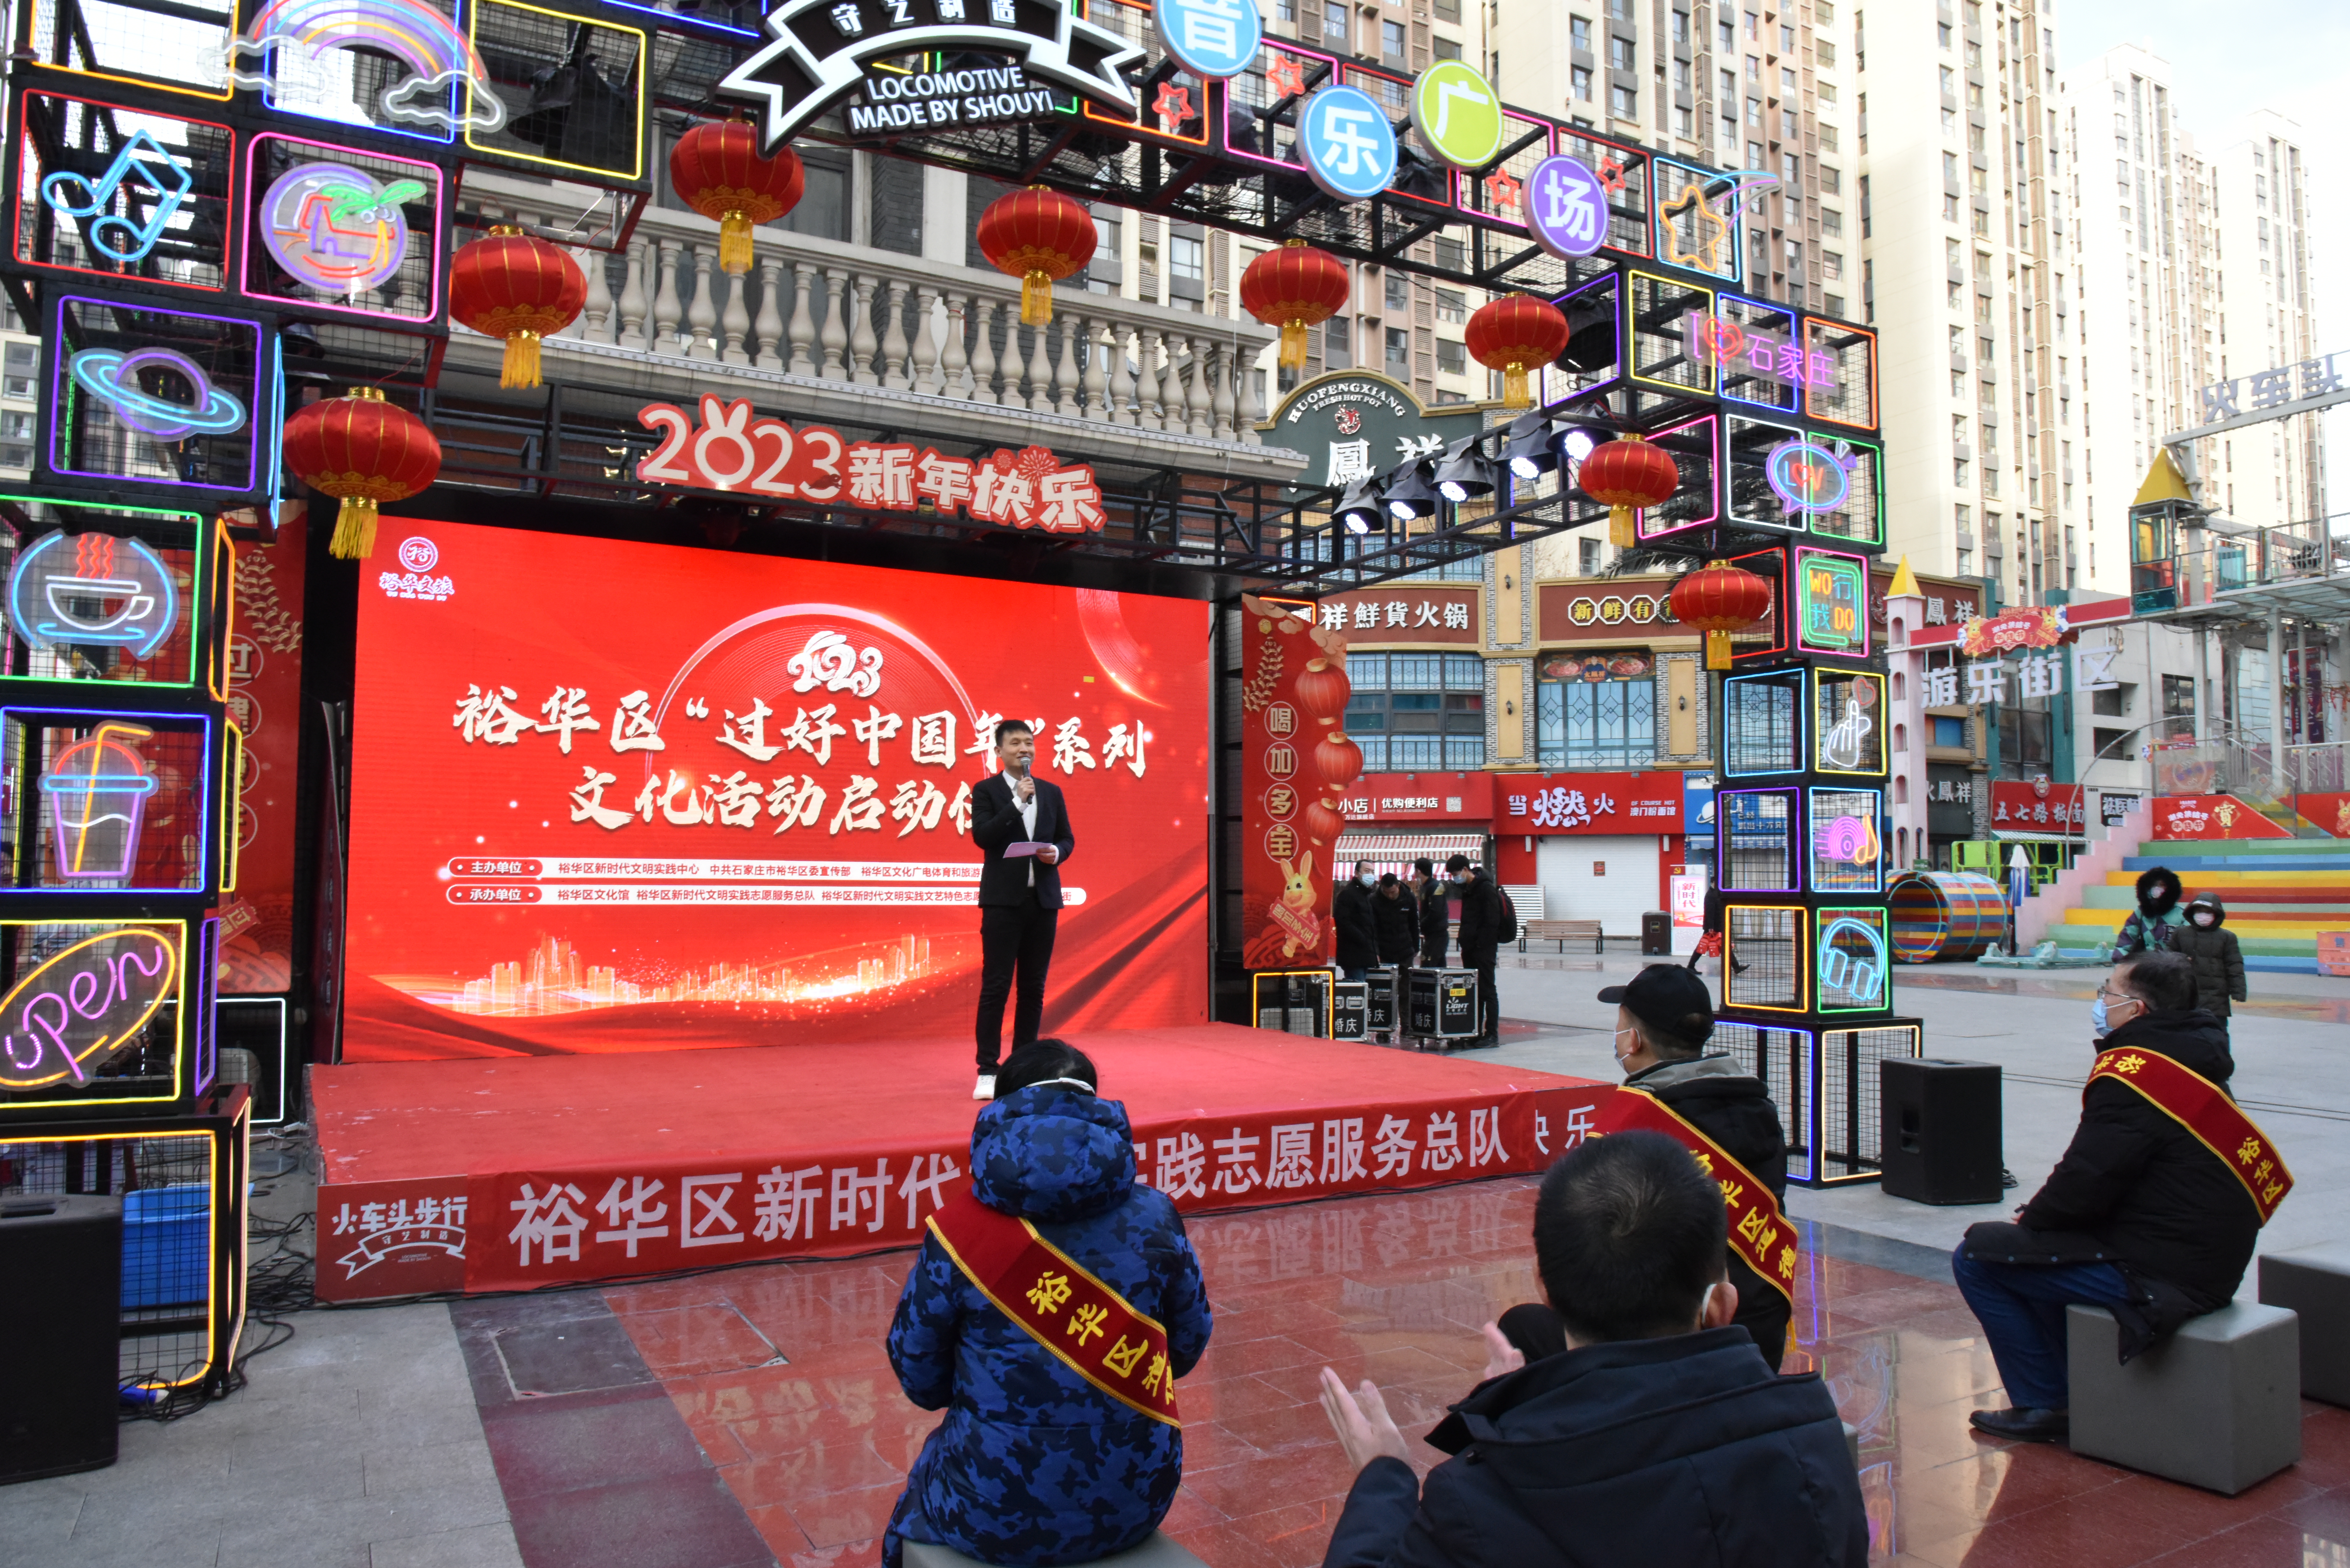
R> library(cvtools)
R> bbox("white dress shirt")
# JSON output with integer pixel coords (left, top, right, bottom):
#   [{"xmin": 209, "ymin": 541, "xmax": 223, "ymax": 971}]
[{"xmin": 1007, "ymin": 771, "xmax": 1040, "ymax": 887}]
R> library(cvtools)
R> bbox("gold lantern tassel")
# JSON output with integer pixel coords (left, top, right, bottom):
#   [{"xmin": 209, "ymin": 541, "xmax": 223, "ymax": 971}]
[
  {"xmin": 501, "ymin": 330, "xmax": 543, "ymax": 390},
  {"xmin": 1502, "ymin": 359, "xmax": 1532, "ymax": 409},
  {"xmin": 1610, "ymin": 504, "xmax": 1637, "ymax": 549},
  {"xmin": 718, "ymin": 210, "xmax": 753, "ymax": 276},
  {"xmin": 1279, "ymin": 319, "xmax": 1310, "ymax": 368},
  {"xmin": 329, "ymin": 496, "xmax": 379, "ymax": 561},
  {"xmin": 1705, "ymin": 628, "xmax": 1732, "ymax": 670},
  {"xmin": 1020, "ymin": 270, "xmax": 1054, "ymax": 326}
]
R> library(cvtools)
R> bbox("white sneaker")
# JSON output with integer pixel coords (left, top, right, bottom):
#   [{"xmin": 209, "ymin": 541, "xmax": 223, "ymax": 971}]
[{"xmin": 974, "ymin": 1073, "xmax": 996, "ymax": 1101}]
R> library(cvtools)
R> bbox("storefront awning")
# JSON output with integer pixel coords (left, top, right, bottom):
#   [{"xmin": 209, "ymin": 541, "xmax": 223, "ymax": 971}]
[
  {"xmin": 1992, "ymin": 829, "xmax": 2088, "ymax": 844},
  {"xmin": 1333, "ymin": 832, "xmax": 1489, "ymax": 862}
]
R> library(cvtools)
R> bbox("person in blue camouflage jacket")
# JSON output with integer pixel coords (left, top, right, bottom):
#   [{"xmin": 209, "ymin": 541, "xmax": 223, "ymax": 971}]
[{"xmin": 883, "ymin": 1041, "xmax": 1213, "ymax": 1568}]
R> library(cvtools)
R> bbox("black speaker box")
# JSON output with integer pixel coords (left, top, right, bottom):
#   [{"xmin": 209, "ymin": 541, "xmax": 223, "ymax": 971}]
[
  {"xmin": 1880, "ymin": 1058, "xmax": 2004, "ymax": 1205},
  {"xmin": 0, "ymin": 1195, "xmax": 123, "ymax": 1481}
]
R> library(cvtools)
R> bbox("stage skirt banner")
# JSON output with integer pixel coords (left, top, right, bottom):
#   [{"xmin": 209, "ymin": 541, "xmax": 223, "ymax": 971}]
[
  {"xmin": 1238, "ymin": 595, "xmax": 1355, "ymax": 969},
  {"xmin": 314, "ymin": 1080, "xmax": 1612, "ymax": 1298},
  {"xmin": 344, "ymin": 521, "xmax": 1211, "ymax": 1060}
]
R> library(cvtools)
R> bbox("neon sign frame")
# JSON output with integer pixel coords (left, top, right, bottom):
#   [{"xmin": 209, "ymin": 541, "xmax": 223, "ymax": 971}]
[
  {"xmin": 1814, "ymin": 670, "xmax": 1887, "ymax": 778},
  {"xmin": 1815, "ymin": 907, "xmax": 1889, "ymax": 1012},
  {"xmin": 1793, "ymin": 546, "xmax": 1869, "ymax": 659},
  {"xmin": 1715, "ymin": 787, "xmax": 1801, "ymax": 893},
  {"xmin": 6, "ymin": 528, "xmax": 184, "ymax": 660},
  {"xmin": 2, "ymin": 707, "xmax": 217, "ymax": 897},
  {"xmin": 11, "ymin": 92, "xmax": 236, "ymax": 290},
  {"xmin": 1724, "ymin": 902, "xmax": 1807, "ymax": 1013},
  {"xmin": 251, "ymin": 144, "xmax": 432, "ymax": 306},
  {"xmin": 1808, "ymin": 786, "xmax": 1884, "ymax": 895},
  {"xmin": 45, "ymin": 297, "xmax": 276, "ymax": 499},
  {"xmin": 0, "ymin": 920, "xmax": 184, "ymax": 1097}
]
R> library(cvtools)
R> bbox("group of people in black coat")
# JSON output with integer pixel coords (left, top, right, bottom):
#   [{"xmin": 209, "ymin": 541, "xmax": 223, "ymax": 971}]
[{"xmin": 1332, "ymin": 856, "xmax": 1511, "ymax": 1046}]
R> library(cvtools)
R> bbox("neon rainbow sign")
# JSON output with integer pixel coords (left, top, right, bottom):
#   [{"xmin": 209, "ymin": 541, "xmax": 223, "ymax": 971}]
[{"xmin": 229, "ymin": 0, "xmax": 508, "ymax": 134}]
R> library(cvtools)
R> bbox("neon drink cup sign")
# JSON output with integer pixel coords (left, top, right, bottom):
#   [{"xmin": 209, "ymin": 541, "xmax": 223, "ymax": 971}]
[{"xmin": 40, "ymin": 722, "xmax": 160, "ymax": 880}]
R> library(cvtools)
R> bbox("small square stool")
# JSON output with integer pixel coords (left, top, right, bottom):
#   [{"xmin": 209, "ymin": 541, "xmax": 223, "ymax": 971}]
[
  {"xmin": 2259, "ymin": 1244, "xmax": 2350, "ymax": 1407},
  {"xmin": 2066, "ymin": 1302, "xmax": 2301, "ymax": 1495},
  {"xmin": 905, "ymin": 1533, "xmax": 1207, "ymax": 1568}
]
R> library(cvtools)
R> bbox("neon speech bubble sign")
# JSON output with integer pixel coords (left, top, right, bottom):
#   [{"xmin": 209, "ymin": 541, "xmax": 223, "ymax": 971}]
[
  {"xmin": 40, "ymin": 722, "xmax": 159, "ymax": 880},
  {"xmin": 67, "ymin": 349, "xmax": 248, "ymax": 441},
  {"xmin": 39, "ymin": 130, "xmax": 193, "ymax": 265},
  {"xmin": 1767, "ymin": 436, "xmax": 1856, "ymax": 518},
  {"xmin": 228, "ymin": 0, "xmax": 508, "ymax": 134},
  {"xmin": 7, "ymin": 531, "xmax": 183, "ymax": 658},
  {"xmin": 259, "ymin": 161, "xmax": 418, "ymax": 295},
  {"xmin": 0, "ymin": 925, "xmax": 179, "ymax": 1090}
]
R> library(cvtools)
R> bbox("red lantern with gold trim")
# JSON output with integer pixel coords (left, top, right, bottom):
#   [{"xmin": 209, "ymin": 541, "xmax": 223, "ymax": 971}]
[
  {"xmin": 1240, "ymin": 239, "xmax": 1350, "ymax": 369},
  {"xmin": 669, "ymin": 119, "xmax": 804, "ymax": 275},
  {"xmin": 448, "ymin": 226, "xmax": 586, "ymax": 390},
  {"xmin": 1293, "ymin": 653, "xmax": 1352, "ymax": 729},
  {"xmin": 1464, "ymin": 293, "xmax": 1570, "ymax": 409},
  {"xmin": 1578, "ymin": 432, "xmax": 1682, "ymax": 549},
  {"xmin": 283, "ymin": 387, "xmax": 442, "ymax": 561},
  {"xmin": 1669, "ymin": 559, "xmax": 1775, "ymax": 670},
  {"xmin": 1303, "ymin": 799, "xmax": 1349, "ymax": 847},
  {"xmin": 1315, "ymin": 731, "xmax": 1364, "ymax": 790},
  {"xmin": 976, "ymin": 186, "xmax": 1096, "ymax": 326}
]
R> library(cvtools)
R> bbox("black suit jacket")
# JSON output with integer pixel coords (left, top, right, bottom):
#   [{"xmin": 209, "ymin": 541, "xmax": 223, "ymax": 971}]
[{"xmin": 971, "ymin": 772, "xmax": 1076, "ymax": 908}]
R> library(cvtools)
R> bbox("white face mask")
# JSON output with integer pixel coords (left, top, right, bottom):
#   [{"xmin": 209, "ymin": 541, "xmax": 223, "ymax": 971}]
[
  {"xmin": 1359, "ymin": 871, "xmax": 1377, "ymax": 886},
  {"xmin": 2192, "ymin": 912, "xmax": 2216, "ymax": 927},
  {"xmin": 1613, "ymin": 1027, "xmax": 1640, "ymax": 1069},
  {"xmin": 1696, "ymin": 1280, "xmax": 1724, "ymax": 1330}
]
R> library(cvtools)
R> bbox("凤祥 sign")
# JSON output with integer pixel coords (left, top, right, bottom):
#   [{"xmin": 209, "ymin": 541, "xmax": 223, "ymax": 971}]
[
  {"xmin": 636, "ymin": 397, "xmax": 1106, "ymax": 532},
  {"xmin": 719, "ymin": 0, "xmax": 1143, "ymax": 151}
]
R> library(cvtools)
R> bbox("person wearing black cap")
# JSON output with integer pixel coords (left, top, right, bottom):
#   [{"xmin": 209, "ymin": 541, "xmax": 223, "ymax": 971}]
[{"xmin": 1490, "ymin": 965, "xmax": 1792, "ymax": 1371}]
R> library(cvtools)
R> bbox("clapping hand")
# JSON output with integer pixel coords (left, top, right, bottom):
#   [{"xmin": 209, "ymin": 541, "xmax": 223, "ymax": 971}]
[
  {"xmin": 1318, "ymin": 1366, "xmax": 1410, "ymax": 1472},
  {"xmin": 1479, "ymin": 1322, "xmax": 1525, "ymax": 1383}
]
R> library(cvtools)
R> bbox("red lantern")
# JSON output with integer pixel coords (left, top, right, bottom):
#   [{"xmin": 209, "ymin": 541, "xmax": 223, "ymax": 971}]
[
  {"xmin": 448, "ymin": 226, "xmax": 586, "ymax": 390},
  {"xmin": 1669, "ymin": 559, "xmax": 1775, "ymax": 670},
  {"xmin": 1303, "ymin": 800, "xmax": 1349, "ymax": 846},
  {"xmin": 976, "ymin": 186, "xmax": 1096, "ymax": 326},
  {"xmin": 1294, "ymin": 656, "xmax": 1352, "ymax": 728},
  {"xmin": 282, "ymin": 388, "xmax": 442, "ymax": 560},
  {"xmin": 1579, "ymin": 432, "xmax": 1682, "ymax": 549},
  {"xmin": 1315, "ymin": 732, "xmax": 1364, "ymax": 789},
  {"xmin": 1240, "ymin": 239, "xmax": 1350, "ymax": 369},
  {"xmin": 1464, "ymin": 293, "xmax": 1570, "ymax": 409},
  {"xmin": 669, "ymin": 119, "xmax": 804, "ymax": 275}
]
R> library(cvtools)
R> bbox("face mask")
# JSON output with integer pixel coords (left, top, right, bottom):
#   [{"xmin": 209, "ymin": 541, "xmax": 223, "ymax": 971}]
[
  {"xmin": 1613, "ymin": 1027, "xmax": 1640, "ymax": 1068},
  {"xmin": 2193, "ymin": 912, "xmax": 2216, "ymax": 927},
  {"xmin": 1359, "ymin": 872, "xmax": 1377, "ymax": 886},
  {"xmin": 2090, "ymin": 997, "xmax": 2108, "ymax": 1036},
  {"xmin": 1453, "ymin": 871, "xmax": 1470, "ymax": 884}
]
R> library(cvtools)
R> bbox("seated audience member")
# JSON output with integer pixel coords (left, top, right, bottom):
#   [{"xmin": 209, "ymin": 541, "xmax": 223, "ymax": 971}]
[
  {"xmin": 1489, "ymin": 966, "xmax": 1792, "ymax": 1370},
  {"xmin": 1957, "ymin": 951, "xmax": 2267, "ymax": 1443},
  {"xmin": 1316, "ymin": 1132, "xmax": 1868, "ymax": 1568},
  {"xmin": 884, "ymin": 1041, "xmax": 1213, "ymax": 1567}
]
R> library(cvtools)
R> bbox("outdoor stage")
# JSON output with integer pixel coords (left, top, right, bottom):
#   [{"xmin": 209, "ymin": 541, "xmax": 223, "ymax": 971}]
[{"xmin": 311, "ymin": 1026, "xmax": 1609, "ymax": 1301}]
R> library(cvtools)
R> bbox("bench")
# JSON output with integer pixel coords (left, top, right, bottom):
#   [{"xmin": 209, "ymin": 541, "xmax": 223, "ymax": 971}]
[
  {"xmin": 1520, "ymin": 919, "xmax": 1603, "ymax": 954},
  {"xmin": 2259, "ymin": 1243, "xmax": 2350, "ymax": 1406},
  {"xmin": 2066, "ymin": 1302, "xmax": 2301, "ymax": 1494},
  {"xmin": 906, "ymin": 1534, "xmax": 1207, "ymax": 1568}
]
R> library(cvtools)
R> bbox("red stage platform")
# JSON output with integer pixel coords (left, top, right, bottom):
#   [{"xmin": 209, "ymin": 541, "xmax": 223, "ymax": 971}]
[{"xmin": 312, "ymin": 1025, "xmax": 1609, "ymax": 1301}]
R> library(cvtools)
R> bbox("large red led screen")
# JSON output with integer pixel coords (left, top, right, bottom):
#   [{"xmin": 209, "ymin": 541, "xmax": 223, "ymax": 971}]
[{"xmin": 345, "ymin": 523, "xmax": 1210, "ymax": 1060}]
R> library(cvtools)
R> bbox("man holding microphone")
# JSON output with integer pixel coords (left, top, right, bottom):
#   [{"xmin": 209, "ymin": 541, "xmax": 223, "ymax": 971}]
[{"xmin": 969, "ymin": 720, "xmax": 1077, "ymax": 1099}]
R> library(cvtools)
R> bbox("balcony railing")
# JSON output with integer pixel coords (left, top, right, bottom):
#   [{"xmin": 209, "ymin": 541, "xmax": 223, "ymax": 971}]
[{"xmin": 454, "ymin": 176, "xmax": 1293, "ymax": 470}]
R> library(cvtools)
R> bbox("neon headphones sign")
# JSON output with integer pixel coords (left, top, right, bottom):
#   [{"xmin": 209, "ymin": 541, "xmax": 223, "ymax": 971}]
[
  {"xmin": 0, "ymin": 925, "xmax": 179, "ymax": 1090},
  {"xmin": 7, "ymin": 531, "xmax": 183, "ymax": 659},
  {"xmin": 1816, "ymin": 914, "xmax": 1885, "ymax": 1009}
]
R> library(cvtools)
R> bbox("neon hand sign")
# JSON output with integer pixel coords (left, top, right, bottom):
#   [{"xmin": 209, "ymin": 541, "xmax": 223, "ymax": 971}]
[
  {"xmin": 259, "ymin": 161, "xmax": 417, "ymax": 294},
  {"xmin": 68, "ymin": 348, "xmax": 248, "ymax": 441},
  {"xmin": 7, "ymin": 531, "xmax": 183, "ymax": 658},
  {"xmin": 39, "ymin": 130, "xmax": 194, "ymax": 265},
  {"xmin": 40, "ymin": 723, "xmax": 159, "ymax": 880},
  {"xmin": 0, "ymin": 925, "xmax": 179, "ymax": 1090}
]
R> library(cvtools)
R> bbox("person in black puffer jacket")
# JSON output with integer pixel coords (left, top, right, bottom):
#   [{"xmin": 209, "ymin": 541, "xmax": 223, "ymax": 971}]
[
  {"xmin": 2174, "ymin": 895, "xmax": 2248, "ymax": 1021},
  {"xmin": 1411, "ymin": 858, "xmax": 1450, "ymax": 966},
  {"xmin": 2111, "ymin": 865, "xmax": 2187, "ymax": 960},
  {"xmin": 1447, "ymin": 854, "xmax": 1510, "ymax": 1047},
  {"xmin": 1372, "ymin": 874, "xmax": 1420, "ymax": 966},
  {"xmin": 1490, "ymin": 964, "xmax": 1791, "ymax": 1370},
  {"xmin": 1956, "ymin": 951, "xmax": 2259, "ymax": 1444},
  {"xmin": 884, "ymin": 1042, "xmax": 1213, "ymax": 1567},
  {"xmin": 1315, "ymin": 1131, "xmax": 1868, "ymax": 1568},
  {"xmin": 1333, "ymin": 861, "xmax": 1380, "ymax": 980}
]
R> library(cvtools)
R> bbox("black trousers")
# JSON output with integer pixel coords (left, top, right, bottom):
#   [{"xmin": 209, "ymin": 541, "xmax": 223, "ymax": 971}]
[
  {"xmin": 1469, "ymin": 958, "xmax": 1498, "ymax": 1042},
  {"xmin": 975, "ymin": 893, "xmax": 1058, "ymax": 1070}
]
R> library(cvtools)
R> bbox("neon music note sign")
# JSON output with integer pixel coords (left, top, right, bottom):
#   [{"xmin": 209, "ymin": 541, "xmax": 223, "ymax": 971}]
[{"xmin": 39, "ymin": 130, "xmax": 194, "ymax": 265}]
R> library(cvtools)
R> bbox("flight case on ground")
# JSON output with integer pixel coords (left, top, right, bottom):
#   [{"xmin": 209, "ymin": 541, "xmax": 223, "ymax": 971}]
[{"xmin": 1404, "ymin": 968, "xmax": 1480, "ymax": 1048}]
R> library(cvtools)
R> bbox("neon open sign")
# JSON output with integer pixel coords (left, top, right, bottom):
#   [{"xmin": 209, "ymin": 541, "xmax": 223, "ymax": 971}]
[{"xmin": 0, "ymin": 926, "xmax": 179, "ymax": 1090}]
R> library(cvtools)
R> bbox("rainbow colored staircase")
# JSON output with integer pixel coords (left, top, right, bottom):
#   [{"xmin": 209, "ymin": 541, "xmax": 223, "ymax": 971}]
[{"xmin": 2044, "ymin": 840, "xmax": 2350, "ymax": 974}]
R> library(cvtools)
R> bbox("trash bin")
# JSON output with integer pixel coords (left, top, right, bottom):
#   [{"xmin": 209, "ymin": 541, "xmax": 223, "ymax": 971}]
[{"xmin": 1641, "ymin": 910, "xmax": 1672, "ymax": 955}]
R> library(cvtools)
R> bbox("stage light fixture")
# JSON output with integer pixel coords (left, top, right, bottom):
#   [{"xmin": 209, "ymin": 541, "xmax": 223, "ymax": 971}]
[
  {"xmin": 1503, "ymin": 410, "xmax": 1559, "ymax": 479},
  {"xmin": 1434, "ymin": 437, "xmax": 1497, "ymax": 501},
  {"xmin": 1384, "ymin": 460, "xmax": 1439, "ymax": 520},
  {"xmin": 1556, "ymin": 294, "xmax": 1617, "ymax": 373},
  {"xmin": 1336, "ymin": 477, "xmax": 1385, "ymax": 534},
  {"xmin": 1558, "ymin": 427, "xmax": 1598, "ymax": 462}
]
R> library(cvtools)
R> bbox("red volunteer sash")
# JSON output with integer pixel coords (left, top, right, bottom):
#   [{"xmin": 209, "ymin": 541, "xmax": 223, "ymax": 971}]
[
  {"xmin": 2087, "ymin": 1047, "xmax": 2293, "ymax": 1225},
  {"xmin": 926, "ymin": 1193, "xmax": 1179, "ymax": 1427},
  {"xmin": 1601, "ymin": 1088, "xmax": 1797, "ymax": 1302}
]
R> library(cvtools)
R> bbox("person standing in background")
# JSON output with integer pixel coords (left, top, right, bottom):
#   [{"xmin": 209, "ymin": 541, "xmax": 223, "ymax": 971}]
[
  {"xmin": 1411, "ymin": 856, "xmax": 1450, "ymax": 967},
  {"xmin": 969, "ymin": 721, "xmax": 1075, "ymax": 1100},
  {"xmin": 1449, "ymin": 854, "xmax": 1506, "ymax": 1049},
  {"xmin": 1334, "ymin": 860, "xmax": 1379, "ymax": 981},
  {"xmin": 2174, "ymin": 895, "xmax": 2248, "ymax": 1026},
  {"xmin": 1373, "ymin": 874, "xmax": 1420, "ymax": 968},
  {"xmin": 2111, "ymin": 867, "xmax": 2187, "ymax": 961}
]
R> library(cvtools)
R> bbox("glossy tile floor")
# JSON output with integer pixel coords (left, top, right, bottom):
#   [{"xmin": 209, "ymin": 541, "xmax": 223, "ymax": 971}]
[{"xmin": 568, "ymin": 1175, "xmax": 2350, "ymax": 1568}]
